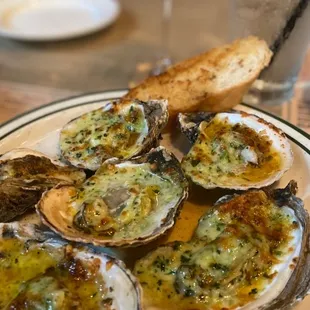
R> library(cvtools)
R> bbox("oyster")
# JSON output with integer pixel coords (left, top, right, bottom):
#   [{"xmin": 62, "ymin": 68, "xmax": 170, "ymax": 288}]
[
  {"xmin": 0, "ymin": 148, "xmax": 86, "ymax": 222},
  {"xmin": 178, "ymin": 111, "xmax": 293, "ymax": 190},
  {"xmin": 60, "ymin": 99, "xmax": 168, "ymax": 170},
  {"xmin": 0, "ymin": 222, "xmax": 142, "ymax": 309},
  {"xmin": 134, "ymin": 181, "xmax": 310, "ymax": 310},
  {"xmin": 36, "ymin": 146, "xmax": 188, "ymax": 247}
]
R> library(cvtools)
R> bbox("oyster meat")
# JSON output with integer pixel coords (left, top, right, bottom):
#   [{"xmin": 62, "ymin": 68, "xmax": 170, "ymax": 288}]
[
  {"xmin": 36, "ymin": 146, "xmax": 188, "ymax": 247},
  {"xmin": 179, "ymin": 111, "xmax": 293, "ymax": 190},
  {"xmin": 0, "ymin": 148, "xmax": 86, "ymax": 222},
  {"xmin": 60, "ymin": 99, "xmax": 168, "ymax": 170},
  {"xmin": 134, "ymin": 181, "xmax": 310, "ymax": 310},
  {"xmin": 0, "ymin": 222, "xmax": 142, "ymax": 309}
]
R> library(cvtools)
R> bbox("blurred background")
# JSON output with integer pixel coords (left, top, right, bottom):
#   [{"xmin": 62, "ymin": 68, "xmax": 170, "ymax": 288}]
[
  {"xmin": 0, "ymin": 0, "xmax": 309, "ymax": 130},
  {"xmin": 0, "ymin": 0, "xmax": 232, "ymax": 90}
]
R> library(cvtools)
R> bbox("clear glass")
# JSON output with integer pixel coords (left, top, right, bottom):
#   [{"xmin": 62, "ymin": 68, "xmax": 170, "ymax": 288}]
[
  {"xmin": 150, "ymin": 0, "xmax": 173, "ymax": 75},
  {"xmin": 128, "ymin": 0, "xmax": 232, "ymax": 88},
  {"xmin": 129, "ymin": 0, "xmax": 173, "ymax": 87},
  {"xmin": 232, "ymin": 0, "xmax": 310, "ymax": 107}
]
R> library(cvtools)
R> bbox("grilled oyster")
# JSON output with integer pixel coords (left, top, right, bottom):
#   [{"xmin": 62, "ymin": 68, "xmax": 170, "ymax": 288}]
[
  {"xmin": 60, "ymin": 99, "xmax": 168, "ymax": 171},
  {"xmin": 134, "ymin": 181, "xmax": 310, "ymax": 310},
  {"xmin": 37, "ymin": 147, "xmax": 188, "ymax": 247},
  {"xmin": 0, "ymin": 148, "xmax": 86, "ymax": 222},
  {"xmin": 179, "ymin": 111, "xmax": 293, "ymax": 190},
  {"xmin": 0, "ymin": 222, "xmax": 142, "ymax": 309}
]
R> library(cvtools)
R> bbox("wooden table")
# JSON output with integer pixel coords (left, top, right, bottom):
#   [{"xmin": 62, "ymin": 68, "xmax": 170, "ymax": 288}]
[{"xmin": 0, "ymin": 0, "xmax": 309, "ymax": 132}]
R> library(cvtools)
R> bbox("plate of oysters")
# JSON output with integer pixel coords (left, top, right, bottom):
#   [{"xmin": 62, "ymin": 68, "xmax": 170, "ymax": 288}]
[{"xmin": 0, "ymin": 37, "xmax": 310, "ymax": 310}]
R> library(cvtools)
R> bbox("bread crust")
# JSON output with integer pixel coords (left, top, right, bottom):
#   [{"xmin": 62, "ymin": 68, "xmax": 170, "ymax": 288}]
[{"xmin": 124, "ymin": 36, "xmax": 273, "ymax": 121}]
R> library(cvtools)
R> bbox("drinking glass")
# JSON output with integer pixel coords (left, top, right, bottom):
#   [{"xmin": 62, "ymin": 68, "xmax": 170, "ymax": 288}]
[
  {"xmin": 129, "ymin": 0, "xmax": 173, "ymax": 87},
  {"xmin": 232, "ymin": 0, "xmax": 310, "ymax": 107}
]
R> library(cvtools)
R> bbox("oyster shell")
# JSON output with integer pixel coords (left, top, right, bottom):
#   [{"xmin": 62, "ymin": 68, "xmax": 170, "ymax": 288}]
[
  {"xmin": 0, "ymin": 222, "xmax": 142, "ymax": 309},
  {"xmin": 179, "ymin": 111, "xmax": 293, "ymax": 190},
  {"xmin": 0, "ymin": 148, "xmax": 86, "ymax": 222},
  {"xmin": 59, "ymin": 99, "xmax": 168, "ymax": 170},
  {"xmin": 36, "ymin": 146, "xmax": 188, "ymax": 247},
  {"xmin": 134, "ymin": 181, "xmax": 310, "ymax": 310}
]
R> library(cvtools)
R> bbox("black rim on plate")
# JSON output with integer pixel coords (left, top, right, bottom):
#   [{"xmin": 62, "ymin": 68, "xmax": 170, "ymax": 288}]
[{"xmin": 0, "ymin": 89, "xmax": 309, "ymax": 155}]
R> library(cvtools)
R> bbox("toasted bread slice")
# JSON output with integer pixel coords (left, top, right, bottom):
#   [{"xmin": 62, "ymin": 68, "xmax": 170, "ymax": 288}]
[{"xmin": 124, "ymin": 36, "xmax": 272, "ymax": 122}]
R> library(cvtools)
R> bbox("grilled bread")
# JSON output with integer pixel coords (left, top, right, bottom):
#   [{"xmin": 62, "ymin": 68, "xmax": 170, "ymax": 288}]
[{"xmin": 124, "ymin": 36, "xmax": 272, "ymax": 122}]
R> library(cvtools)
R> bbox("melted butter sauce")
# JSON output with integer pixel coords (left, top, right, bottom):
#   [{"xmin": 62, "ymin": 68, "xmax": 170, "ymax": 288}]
[
  {"xmin": 71, "ymin": 163, "xmax": 183, "ymax": 239},
  {"xmin": 0, "ymin": 239, "xmax": 56, "ymax": 308},
  {"xmin": 110, "ymin": 185, "xmax": 223, "ymax": 268},
  {"xmin": 60, "ymin": 102, "xmax": 148, "ymax": 168},
  {"xmin": 0, "ymin": 240, "xmax": 108, "ymax": 309},
  {"xmin": 182, "ymin": 118, "xmax": 283, "ymax": 187},
  {"xmin": 133, "ymin": 190, "xmax": 297, "ymax": 310}
]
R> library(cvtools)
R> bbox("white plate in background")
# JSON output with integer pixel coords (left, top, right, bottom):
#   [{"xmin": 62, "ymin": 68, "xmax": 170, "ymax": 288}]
[{"xmin": 0, "ymin": 0, "xmax": 120, "ymax": 41}]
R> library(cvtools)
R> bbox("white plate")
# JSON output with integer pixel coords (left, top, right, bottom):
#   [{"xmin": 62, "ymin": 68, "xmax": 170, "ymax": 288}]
[
  {"xmin": 0, "ymin": 89, "xmax": 310, "ymax": 309},
  {"xmin": 0, "ymin": 0, "xmax": 120, "ymax": 41}
]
